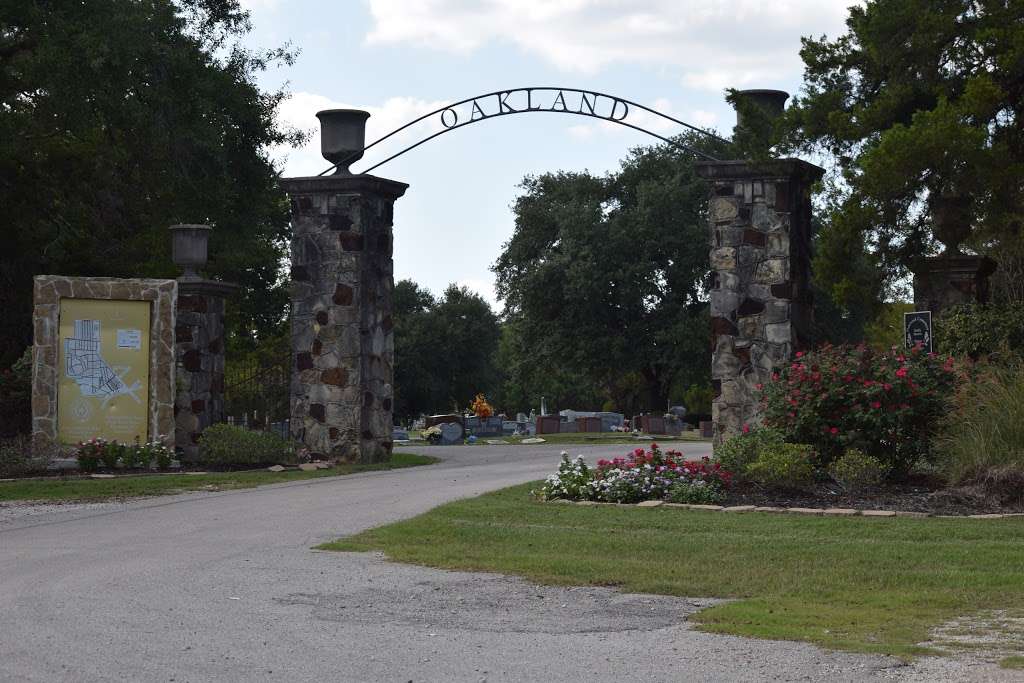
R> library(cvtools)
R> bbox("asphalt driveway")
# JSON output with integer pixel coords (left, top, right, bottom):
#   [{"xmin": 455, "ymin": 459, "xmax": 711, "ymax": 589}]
[{"xmin": 0, "ymin": 442, "xmax": 1013, "ymax": 681}]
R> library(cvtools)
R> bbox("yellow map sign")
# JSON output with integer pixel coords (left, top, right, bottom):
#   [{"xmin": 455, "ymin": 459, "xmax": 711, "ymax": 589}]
[{"xmin": 57, "ymin": 299, "xmax": 151, "ymax": 445}]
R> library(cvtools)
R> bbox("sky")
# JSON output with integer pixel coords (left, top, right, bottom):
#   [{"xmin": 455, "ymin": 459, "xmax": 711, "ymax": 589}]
[{"xmin": 239, "ymin": 0, "xmax": 855, "ymax": 309}]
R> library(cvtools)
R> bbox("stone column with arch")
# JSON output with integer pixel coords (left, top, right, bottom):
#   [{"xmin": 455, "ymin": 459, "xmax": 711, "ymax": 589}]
[
  {"xmin": 696, "ymin": 158, "xmax": 824, "ymax": 444},
  {"xmin": 281, "ymin": 110, "xmax": 407, "ymax": 463}
]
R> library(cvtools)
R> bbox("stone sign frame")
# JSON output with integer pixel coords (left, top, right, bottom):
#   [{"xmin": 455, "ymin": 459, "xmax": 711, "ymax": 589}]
[{"xmin": 32, "ymin": 276, "xmax": 178, "ymax": 452}]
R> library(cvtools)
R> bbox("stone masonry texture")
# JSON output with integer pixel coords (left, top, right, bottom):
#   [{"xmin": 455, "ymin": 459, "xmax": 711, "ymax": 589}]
[
  {"xmin": 281, "ymin": 174, "xmax": 408, "ymax": 463},
  {"xmin": 174, "ymin": 279, "xmax": 236, "ymax": 462},
  {"xmin": 31, "ymin": 276, "xmax": 177, "ymax": 454},
  {"xmin": 695, "ymin": 159, "xmax": 824, "ymax": 446}
]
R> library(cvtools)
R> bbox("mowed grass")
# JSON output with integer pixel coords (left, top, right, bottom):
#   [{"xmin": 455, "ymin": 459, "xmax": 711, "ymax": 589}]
[
  {"xmin": 0, "ymin": 452, "xmax": 438, "ymax": 502},
  {"xmin": 320, "ymin": 483, "xmax": 1024, "ymax": 657}
]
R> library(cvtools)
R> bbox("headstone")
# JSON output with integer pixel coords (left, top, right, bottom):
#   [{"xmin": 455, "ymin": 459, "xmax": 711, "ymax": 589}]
[
  {"xmin": 576, "ymin": 416, "xmax": 602, "ymax": 433},
  {"xmin": 439, "ymin": 422, "xmax": 463, "ymax": 445},
  {"xmin": 536, "ymin": 415, "xmax": 561, "ymax": 434},
  {"xmin": 391, "ymin": 427, "xmax": 409, "ymax": 441},
  {"xmin": 597, "ymin": 412, "xmax": 625, "ymax": 431}
]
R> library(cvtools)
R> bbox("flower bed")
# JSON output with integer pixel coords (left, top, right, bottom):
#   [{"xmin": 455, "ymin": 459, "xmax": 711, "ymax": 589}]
[{"xmin": 538, "ymin": 443, "xmax": 732, "ymax": 504}]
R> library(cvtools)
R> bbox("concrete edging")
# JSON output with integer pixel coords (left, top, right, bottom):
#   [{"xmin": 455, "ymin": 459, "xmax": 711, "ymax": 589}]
[{"xmin": 547, "ymin": 498, "xmax": 1023, "ymax": 519}]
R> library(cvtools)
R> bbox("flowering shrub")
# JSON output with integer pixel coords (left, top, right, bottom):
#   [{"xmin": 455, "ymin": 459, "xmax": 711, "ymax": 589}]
[
  {"xmin": 760, "ymin": 344, "xmax": 960, "ymax": 477},
  {"xmin": 137, "ymin": 439, "xmax": 174, "ymax": 470},
  {"xmin": 539, "ymin": 452, "xmax": 593, "ymax": 500},
  {"xmin": 75, "ymin": 438, "xmax": 108, "ymax": 472},
  {"xmin": 74, "ymin": 437, "xmax": 174, "ymax": 471},
  {"xmin": 538, "ymin": 444, "xmax": 732, "ymax": 504},
  {"xmin": 666, "ymin": 480, "xmax": 726, "ymax": 505}
]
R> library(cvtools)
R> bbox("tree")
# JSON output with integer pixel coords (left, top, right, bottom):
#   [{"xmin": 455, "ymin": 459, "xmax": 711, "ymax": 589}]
[
  {"xmin": 391, "ymin": 280, "xmax": 501, "ymax": 422},
  {"xmin": 781, "ymin": 0, "xmax": 1024, "ymax": 305},
  {"xmin": 0, "ymin": 0, "xmax": 301, "ymax": 366},
  {"xmin": 493, "ymin": 133, "xmax": 729, "ymax": 413}
]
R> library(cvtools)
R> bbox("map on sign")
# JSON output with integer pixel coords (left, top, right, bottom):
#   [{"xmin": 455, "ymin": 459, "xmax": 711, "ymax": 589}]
[{"xmin": 64, "ymin": 319, "xmax": 142, "ymax": 404}]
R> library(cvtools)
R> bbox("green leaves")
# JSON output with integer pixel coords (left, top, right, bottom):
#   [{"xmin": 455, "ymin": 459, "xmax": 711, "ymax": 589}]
[
  {"xmin": 492, "ymin": 133, "xmax": 727, "ymax": 414},
  {"xmin": 0, "ymin": 0, "xmax": 300, "ymax": 365},
  {"xmin": 782, "ymin": 0, "xmax": 1024, "ymax": 295}
]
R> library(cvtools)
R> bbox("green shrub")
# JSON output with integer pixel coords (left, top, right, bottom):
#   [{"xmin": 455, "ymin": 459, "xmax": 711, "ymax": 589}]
[
  {"xmin": 745, "ymin": 443, "xmax": 816, "ymax": 490},
  {"xmin": 715, "ymin": 428, "xmax": 785, "ymax": 476},
  {"xmin": 0, "ymin": 349, "xmax": 31, "ymax": 437},
  {"xmin": 761, "ymin": 344, "xmax": 960, "ymax": 477},
  {"xmin": 0, "ymin": 435, "xmax": 45, "ymax": 477},
  {"xmin": 937, "ymin": 362, "xmax": 1024, "ymax": 499},
  {"xmin": 829, "ymin": 448, "xmax": 886, "ymax": 491},
  {"xmin": 197, "ymin": 424, "xmax": 296, "ymax": 468},
  {"xmin": 666, "ymin": 480, "xmax": 726, "ymax": 505},
  {"xmin": 936, "ymin": 303, "xmax": 1024, "ymax": 360}
]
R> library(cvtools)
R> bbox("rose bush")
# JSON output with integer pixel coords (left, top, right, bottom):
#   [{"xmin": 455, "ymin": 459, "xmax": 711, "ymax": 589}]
[{"xmin": 760, "ymin": 344, "xmax": 960, "ymax": 477}]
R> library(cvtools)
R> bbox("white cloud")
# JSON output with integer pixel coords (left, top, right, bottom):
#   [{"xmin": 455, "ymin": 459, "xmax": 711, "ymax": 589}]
[
  {"xmin": 365, "ymin": 0, "xmax": 853, "ymax": 90},
  {"xmin": 273, "ymin": 91, "xmax": 450, "ymax": 176}
]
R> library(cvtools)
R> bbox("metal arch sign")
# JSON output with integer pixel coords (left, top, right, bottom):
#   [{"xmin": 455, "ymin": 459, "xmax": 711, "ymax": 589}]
[{"xmin": 320, "ymin": 87, "xmax": 730, "ymax": 176}]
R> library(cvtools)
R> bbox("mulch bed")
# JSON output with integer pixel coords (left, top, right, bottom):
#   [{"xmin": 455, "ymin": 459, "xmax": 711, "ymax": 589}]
[{"xmin": 720, "ymin": 475, "xmax": 1024, "ymax": 516}]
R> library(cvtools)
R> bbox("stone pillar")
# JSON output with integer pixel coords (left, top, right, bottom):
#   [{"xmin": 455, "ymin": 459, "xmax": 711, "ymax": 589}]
[
  {"xmin": 281, "ymin": 174, "xmax": 407, "ymax": 462},
  {"xmin": 696, "ymin": 159, "xmax": 824, "ymax": 444},
  {"xmin": 913, "ymin": 255, "xmax": 996, "ymax": 315},
  {"xmin": 174, "ymin": 279, "xmax": 236, "ymax": 461}
]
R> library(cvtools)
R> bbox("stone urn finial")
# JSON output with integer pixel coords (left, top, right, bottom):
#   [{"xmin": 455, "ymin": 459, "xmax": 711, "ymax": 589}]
[
  {"xmin": 170, "ymin": 224, "xmax": 212, "ymax": 281},
  {"xmin": 317, "ymin": 109, "xmax": 371, "ymax": 175},
  {"xmin": 732, "ymin": 89, "xmax": 789, "ymax": 129},
  {"xmin": 931, "ymin": 192, "xmax": 972, "ymax": 255}
]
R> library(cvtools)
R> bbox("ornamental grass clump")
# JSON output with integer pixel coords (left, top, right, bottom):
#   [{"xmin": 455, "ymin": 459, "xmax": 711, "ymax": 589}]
[
  {"xmin": 538, "ymin": 444, "xmax": 732, "ymax": 504},
  {"xmin": 937, "ymin": 361, "xmax": 1024, "ymax": 501},
  {"xmin": 760, "ymin": 344, "xmax": 960, "ymax": 478}
]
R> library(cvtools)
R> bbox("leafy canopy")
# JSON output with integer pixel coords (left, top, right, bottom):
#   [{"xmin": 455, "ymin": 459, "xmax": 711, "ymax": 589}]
[
  {"xmin": 0, "ymin": 0, "xmax": 302, "ymax": 365},
  {"xmin": 781, "ymin": 0, "xmax": 1024, "ymax": 302},
  {"xmin": 493, "ymin": 133, "xmax": 730, "ymax": 414}
]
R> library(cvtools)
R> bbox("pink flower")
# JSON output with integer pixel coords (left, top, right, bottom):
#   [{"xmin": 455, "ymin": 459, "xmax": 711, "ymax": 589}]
[
  {"xmin": 830, "ymin": 427, "xmax": 839, "ymax": 435},
  {"xmin": 742, "ymin": 424, "xmax": 750, "ymax": 434},
  {"xmin": 796, "ymin": 351, "xmax": 804, "ymax": 358},
  {"xmin": 871, "ymin": 401, "xmax": 881, "ymax": 409}
]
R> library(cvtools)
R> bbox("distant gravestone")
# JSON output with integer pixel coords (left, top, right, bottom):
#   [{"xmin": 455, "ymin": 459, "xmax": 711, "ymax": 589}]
[
  {"xmin": 439, "ymin": 422, "xmax": 463, "ymax": 445},
  {"xmin": 391, "ymin": 427, "xmax": 409, "ymax": 441}
]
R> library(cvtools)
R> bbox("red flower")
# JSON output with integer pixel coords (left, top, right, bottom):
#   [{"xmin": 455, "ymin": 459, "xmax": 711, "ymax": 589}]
[
  {"xmin": 895, "ymin": 367, "xmax": 908, "ymax": 378},
  {"xmin": 871, "ymin": 401, "xmax": 881, "ymax": 409},
  {"xmin": 796, "ymin": 351, "xmax": 804, "ymax": 358},
  {"xmin": 742, "ymin": 424, "xmax": 750, "ymax": 434},
  {"xmin": 830, "ymin": 427, "xmax": 839, "ymax": 435}
]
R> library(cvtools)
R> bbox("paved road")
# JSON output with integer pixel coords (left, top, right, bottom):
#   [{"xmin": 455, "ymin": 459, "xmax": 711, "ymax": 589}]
[{"xmin": 0, "ymin": 442, "xmax": 1014, "ymax": 682}]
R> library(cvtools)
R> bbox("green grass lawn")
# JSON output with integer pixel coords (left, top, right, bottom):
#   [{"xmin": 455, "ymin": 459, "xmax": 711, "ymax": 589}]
[
  {"xmin": 320, "ymin": 482, "xmax": 1024, "ymax": 658},
  {"xmin": 0, "ymin": 452, "xmax": 437, "ymax": 503}
]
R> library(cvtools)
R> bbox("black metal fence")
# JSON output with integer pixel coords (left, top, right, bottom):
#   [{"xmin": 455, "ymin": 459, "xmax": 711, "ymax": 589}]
[{"xmin": 223, "ymin": 357, "xmax": 290, "ymax": 438}]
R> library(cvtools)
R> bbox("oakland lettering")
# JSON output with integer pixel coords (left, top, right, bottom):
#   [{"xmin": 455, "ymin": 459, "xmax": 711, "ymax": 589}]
[{"xmin": 438, "ymin": 88, "xmax": 629, "ymax": 129}]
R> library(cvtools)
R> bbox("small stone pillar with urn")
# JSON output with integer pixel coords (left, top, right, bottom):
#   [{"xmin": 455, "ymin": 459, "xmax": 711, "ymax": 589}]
[
  {"xmin": 171, "ymin": 224, "xmax": 237, "ymax": 461},
  {"xmin": 913, "ymin": 193, "xmax": 996, "ymax": 315},
  {"xmin": 281, "ymin": 110, "xmax": 407, "ymax": 463}
]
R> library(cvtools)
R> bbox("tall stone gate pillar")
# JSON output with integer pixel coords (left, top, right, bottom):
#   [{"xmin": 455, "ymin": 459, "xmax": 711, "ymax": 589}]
[
  {"xmin": 696, "ymin": 159, "xmax": 823, "ymax": 444},
  {"xmin": 281, "ymin": 110, "xmax": 407, "ymax": 463}
]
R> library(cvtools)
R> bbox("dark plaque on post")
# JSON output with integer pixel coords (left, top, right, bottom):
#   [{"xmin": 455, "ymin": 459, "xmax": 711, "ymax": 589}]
[{"xmin": 904, "ymin": 311, "xmax": 933, "ymax": 353}]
